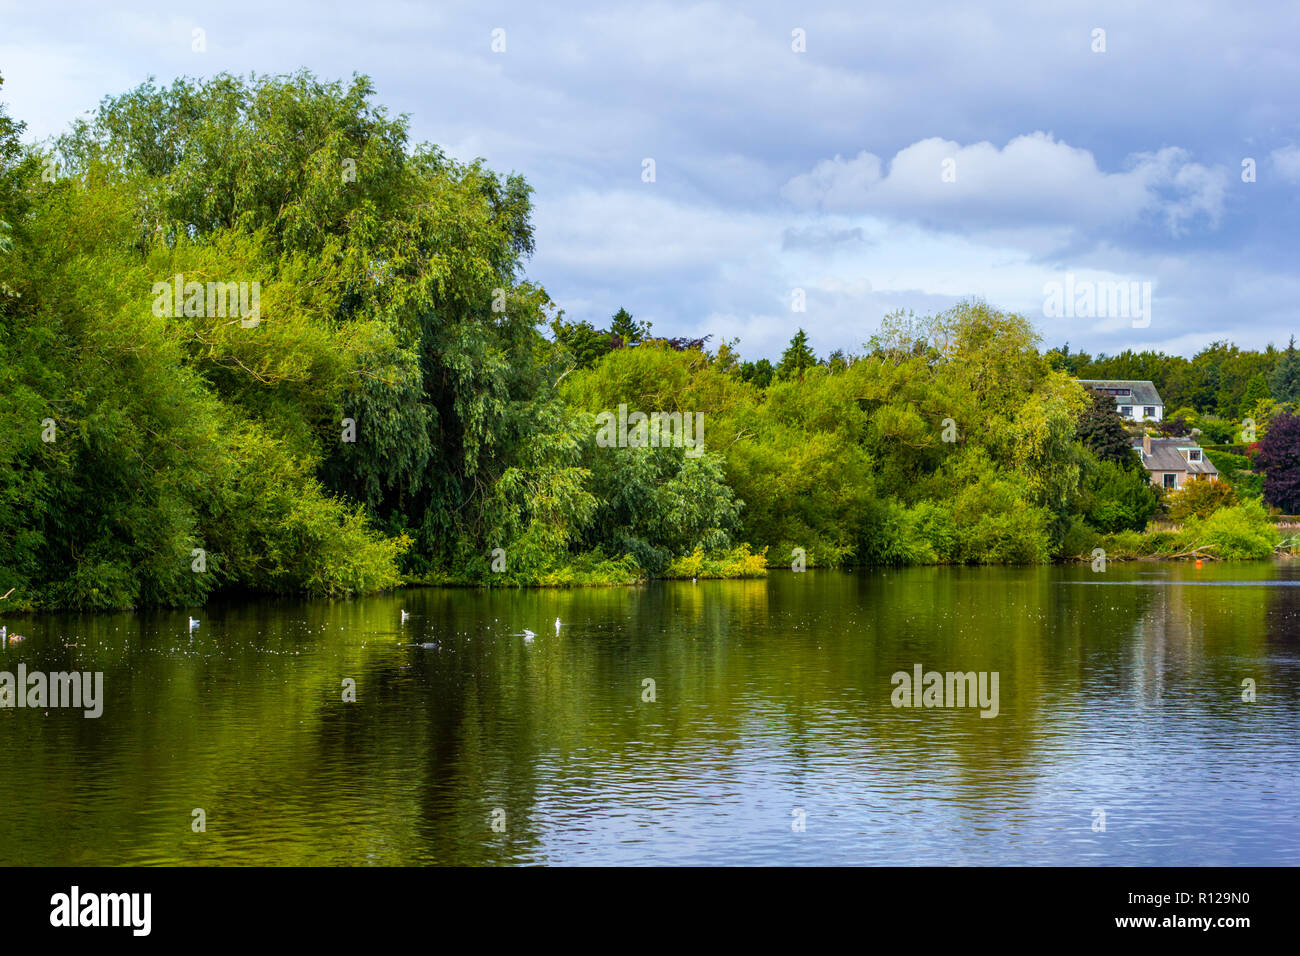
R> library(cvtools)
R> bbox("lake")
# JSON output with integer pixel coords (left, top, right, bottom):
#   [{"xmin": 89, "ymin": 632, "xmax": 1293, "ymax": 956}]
[{"xmin": 2, "ymin": 562, "xmax": 1298, "ymax": 865}]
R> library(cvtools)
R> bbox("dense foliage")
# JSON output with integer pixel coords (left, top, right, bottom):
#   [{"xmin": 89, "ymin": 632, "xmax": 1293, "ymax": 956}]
[
  {"xmin": 1254, "ymin": 412, "xmax": 1300, "ymax": 513},
  {"xmin": 1101, "ymin": 501, "xmax": 1279, "ymax": 561},
  {"xmin": 1, "ymin": 72, "xmax": 1294, "ymax": 609}
]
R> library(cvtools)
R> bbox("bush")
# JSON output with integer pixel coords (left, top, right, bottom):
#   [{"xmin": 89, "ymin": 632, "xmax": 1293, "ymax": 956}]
[
  {"xmin": 1082, "ymin": 458, "xmax": 1159, "ymax": 533},
  {"xmin": 1177, "ymin": 501, "xmax": 1278, "ymax": 560},
  {"xmin": 1168, "ymin": 480, "xmax": 1237, "ymax": 521},
  {"xmin": 665, "ymin": 545, "xmax": 768, "ymax": 579},
  {"xmin": 960, "ymin": 508, "xmax": 1053, "ymax": 563},
  {"xmin": 1099, "ymin": 529, "xmax": 1147, "ymax": 558},
  {"xmin": 858, "ymin": 498, "xmax": 938, "ymax": 565},
  {"xmin": 767, "ymin": 541, "xmax": 855, "ymax": 569},
  {"xmin": 912, "ymin": 500, "xmax": 959, "ymax": 562},
  {"xmin": 1097, "ymin": 529, "xmax": 1179, "ymax": 559},
  {"xmin": 1195, "ymin": 416, "xmax": 1238, "ymax": 444},
  {"xmin": 1059, "ymin": 515, "xmax": 1099, "ymax": 558},
  {"xmin": 536, "ymin": 553, "xmax": 644, "ymax": 586}
]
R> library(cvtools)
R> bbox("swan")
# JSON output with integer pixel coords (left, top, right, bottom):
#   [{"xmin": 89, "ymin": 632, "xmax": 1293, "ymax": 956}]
[
  {"xmin": 554, "ymin": 617, "xmax": 562, "ymax": 634},
  {"xmin": 188, "ymin": 617, "xmax": 200, "ymax": 630},
  {"xmin": 400, "ymin": 609, "xmax": 410, "ymax": 622}
]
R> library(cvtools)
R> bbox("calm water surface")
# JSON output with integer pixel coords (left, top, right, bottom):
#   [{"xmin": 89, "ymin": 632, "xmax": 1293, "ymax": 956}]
[{"xmin": 2, "ymin": 563, "xmax": 1298, "ymax": 865}]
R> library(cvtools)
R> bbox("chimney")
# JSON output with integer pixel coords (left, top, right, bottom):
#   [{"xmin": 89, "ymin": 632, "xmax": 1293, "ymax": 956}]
[{"xmin": 1142, "ymin": 433, "xmax": 1151, "ymax": 456}]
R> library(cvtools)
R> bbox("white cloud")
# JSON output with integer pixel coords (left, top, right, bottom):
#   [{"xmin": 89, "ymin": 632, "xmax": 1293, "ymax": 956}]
[{"xmin": 781, "ymin": 134, "xmax": 1228, "ymax": 237}]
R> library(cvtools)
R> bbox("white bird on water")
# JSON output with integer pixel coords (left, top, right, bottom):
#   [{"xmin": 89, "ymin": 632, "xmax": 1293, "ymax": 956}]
[
  {"xmin": 188, "ymin": 617, "xmax": 200, "ymax": 631},
  {"xmin": 554, "ymin": 617, "xmax": 562, "ymax": 634},
  {"xmin": 517, "ymin": 629, "xmax": 535, "ymax": 643},
  {"xmin": 400, "ymin": 609, "xmax": 410, "ymax": 623}
]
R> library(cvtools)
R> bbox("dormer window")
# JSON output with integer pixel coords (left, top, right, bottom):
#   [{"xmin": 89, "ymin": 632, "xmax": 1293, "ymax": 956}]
[{"xmin": 1188, "ymin": 449, "xmax": 1201, "ymax": 462}]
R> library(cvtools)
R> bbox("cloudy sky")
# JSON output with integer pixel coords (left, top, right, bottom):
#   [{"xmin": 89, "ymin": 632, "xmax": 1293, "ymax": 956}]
[{"xmin": 2, "ymin": 0, "xmax": 1297, "ymax": 360}]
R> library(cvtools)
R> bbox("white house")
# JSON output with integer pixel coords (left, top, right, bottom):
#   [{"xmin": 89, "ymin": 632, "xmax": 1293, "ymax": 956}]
[{"xmin": 1077, "ymin": 380, "xmax": 1164, "ymax": 422}]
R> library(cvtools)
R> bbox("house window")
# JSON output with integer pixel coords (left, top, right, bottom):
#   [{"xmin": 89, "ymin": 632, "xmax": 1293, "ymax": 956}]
[
  {"xmin": 1144, "ymin": 406, "xmax": 1155, "ymax": 418},
  {"xmin": 1188, "ymin": 449, "xmax": 1201, "ymax": 461},
  {"xmin": 1163, "ymin": 473, "xmax": 1177, "ymax": 489},
  {"xmin": 1119, "ymin": 406, "xmax": 1132, "ymax": 417}
]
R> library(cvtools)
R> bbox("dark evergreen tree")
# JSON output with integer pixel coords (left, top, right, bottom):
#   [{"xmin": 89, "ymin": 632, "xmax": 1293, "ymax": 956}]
[
  {"xmin": 609, "ymin": 307, "xmax": 651, "ymax": 346},
  {"xmin": 738, "ymin": 358, "xmax": 775, "ymax": 388},
  {"xmin": 1077, "ymin": 389, "xmax": 1136, "ymax": 468},
  {"xmin": 1269, "ymin": 336, "xmax": 1300, "ymax": 404},
  {"xmin": 777, "ymin": 328, "xmax": 817, "ymax": 379}
]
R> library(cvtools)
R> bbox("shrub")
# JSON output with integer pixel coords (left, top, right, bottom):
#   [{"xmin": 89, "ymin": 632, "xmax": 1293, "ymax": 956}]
[
  {"xmin": 665, "ymin": 545, "xmax": 768, "ymax": 579},
  {"xmin": 912, "ymin": 500, "xmax": 959, "ymax": 562},
  {"xmin": 1059, "ymin": 515, "xmax": 1099, "ymax": 558},
  {"xmin": 1177, "ymin": 501, "xmax": 1278, "ymax": 560},
  {"xmin": 859, "ymin": 498, "xmax": 938, "ymax": 565},
  {"xmin": 536, "ymin": 553, "xmax": 644, "ymax": 586},
  {"xmin": 767, "ymin": 541, "xmax": 855, "ymax": 569},
  {"xmin": 1099, "ymin": 529, "xmax": 1147, "ymax": 558},
  {"xmin": 1082, "ymin": 458, "xmax": 1159, "ymax": 533},
  {"xmin": 1168, "ymin": 480, "xmax": 1237, "ymax": 521}
]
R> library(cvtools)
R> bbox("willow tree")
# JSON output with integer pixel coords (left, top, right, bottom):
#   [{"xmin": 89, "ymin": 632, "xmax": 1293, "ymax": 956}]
[{"xmin": 55, "ymin": 71, "xmax": 577, "ymax": 580}]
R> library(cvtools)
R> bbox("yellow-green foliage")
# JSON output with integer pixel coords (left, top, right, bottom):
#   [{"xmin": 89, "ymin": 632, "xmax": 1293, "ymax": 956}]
[
  {"xmin": 665, "ymin": 545, "xmax": 769, "ymax": 579},
  {"xmin": 1179, "ymin": 500, "xmax": 1278, "ymax": 559},
  {"xmin": 1099, "ymin": 502, "xmax": 1278, "ymax": 561}
]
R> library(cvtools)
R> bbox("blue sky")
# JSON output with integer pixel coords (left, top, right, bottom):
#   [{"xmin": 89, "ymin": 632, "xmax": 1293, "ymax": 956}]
[{"xmin": 2, "ymin": 0, "xmax": 1298, "ymax": 360}]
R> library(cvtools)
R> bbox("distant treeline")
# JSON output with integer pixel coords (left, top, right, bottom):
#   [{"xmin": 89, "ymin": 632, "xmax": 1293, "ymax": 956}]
[{"xmin": 1045, "ymin": 340, "xmax": 1300, "ymax": 424}]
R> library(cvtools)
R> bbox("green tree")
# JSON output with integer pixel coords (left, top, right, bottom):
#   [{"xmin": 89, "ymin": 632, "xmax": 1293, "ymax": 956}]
[
  {"xmin": 551, "ymin": 315, "xmax": 615, "ymax": 369},
  {"xmin": 609, "ymin": 307, "xmax": 651, "ymax": 345},
  {"xmin": 738, "ymin": 358, "xmax": 774, "ymax": 388},
  {"xmin": 1077, "ymin": 388, "xmax": 1135, "ymax": 467},
  {"xmin": 776, "ymin": 328, "xmax": 817, "ymax": 379},
  {"xmin": 1079, "ymin": 456, "xmax": 1158, "ymax": 533},
  {"xmin": 1269, "ymin": 336, "xmax": 1300, "ymax": 404}
]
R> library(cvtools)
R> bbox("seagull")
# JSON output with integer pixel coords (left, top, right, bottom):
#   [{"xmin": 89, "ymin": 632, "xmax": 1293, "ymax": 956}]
[
  {"xmin": 400, "ymin": 610, "xmax": 410, "ymax": 623},
  {"xmin": 515, "ymin": 629, "xmax": 535, "ymax": 643},
  {"xmin": 554, "ymin": 617, "xmax": 562, "ymax": 634},
  {"xmin": 188, "ymin": 617, "xmax": 200, "ymax": 631},
  {"xmin": 408, "ymin": 641, "xmax": 437, "ymax": 649}
]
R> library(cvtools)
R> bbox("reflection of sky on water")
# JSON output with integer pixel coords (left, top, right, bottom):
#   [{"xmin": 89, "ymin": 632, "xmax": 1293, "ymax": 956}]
[{"xmin": 2, "ymin": 565, "xmax": 1298, "ymax": 864}]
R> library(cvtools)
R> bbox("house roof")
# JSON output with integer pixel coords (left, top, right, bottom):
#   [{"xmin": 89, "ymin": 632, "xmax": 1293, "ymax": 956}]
[
  {"xmin": 1131, "ymin": 437, "xmax": 1220, "ymax": 476},
  {"xmin": 1078, "ymin": 379, "xmax": 1164, "ymax": 406}
]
